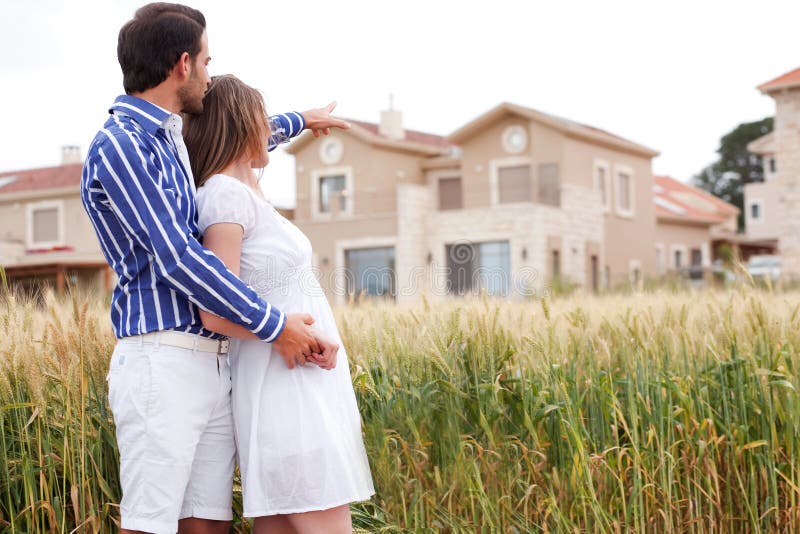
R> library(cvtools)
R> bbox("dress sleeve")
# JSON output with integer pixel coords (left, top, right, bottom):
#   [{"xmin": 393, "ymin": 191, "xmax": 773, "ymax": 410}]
[{"xmin": 196, "ymin": 176, "xmax": 257, "ymax": 236}]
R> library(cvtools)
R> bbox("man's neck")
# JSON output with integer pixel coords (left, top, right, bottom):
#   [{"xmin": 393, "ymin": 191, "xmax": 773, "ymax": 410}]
[{"xmin": 130, "ymin": 85, "xmax": 181, "ymax": 115}]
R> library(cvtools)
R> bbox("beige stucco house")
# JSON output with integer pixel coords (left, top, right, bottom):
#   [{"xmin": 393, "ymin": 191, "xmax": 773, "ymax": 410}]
[
  {"xmin": 745, "ymin": 67, "xmax": 800, "ymax": 275},
  {"xmin": 653, "ymin": 176, "xmax": 738, "ymax": 278},
  {"xmin": 287, "ymin": 102, "xmax": 661, "ymax": 303},
  {"xmin": 0, "ymin": 148, "xmax": 110, "ymax": 294}
]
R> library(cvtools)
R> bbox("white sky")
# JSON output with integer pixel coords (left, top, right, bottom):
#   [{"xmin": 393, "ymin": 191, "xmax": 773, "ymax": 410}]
[{"xmin": 1, "ymin": 0, "xmax": 798, "ymax": 207}]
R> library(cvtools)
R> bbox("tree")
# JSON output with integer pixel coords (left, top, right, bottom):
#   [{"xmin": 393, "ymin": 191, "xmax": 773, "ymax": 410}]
[{"xmin": 693, "ymin": 117, "xmax": 773, "ymax": 230}]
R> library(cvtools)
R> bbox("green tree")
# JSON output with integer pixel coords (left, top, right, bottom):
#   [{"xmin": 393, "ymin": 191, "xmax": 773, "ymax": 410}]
[{"xmin": 693, "ymin": 117, "xmax": 773, "ymax": 230}]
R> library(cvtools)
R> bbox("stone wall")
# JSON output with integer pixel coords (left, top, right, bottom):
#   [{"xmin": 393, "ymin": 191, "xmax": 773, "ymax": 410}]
[
  {"xmin": 396, "ymin": 183, "xmax": 433, "ymax": 303},
  {"xmin": 418, "ymin": 184, "xmax": 604, "ymax": 300},
  {"xmin": 774, "ymin": 88, "xmax": 800, "ymax": 278}
]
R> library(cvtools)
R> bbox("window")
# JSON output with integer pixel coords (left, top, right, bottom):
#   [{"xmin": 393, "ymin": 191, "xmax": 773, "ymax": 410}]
[
  {"xmin": 769, "ymin": 158, "xmax": 776, "ymax": 173},
  {"xmin": 597, "ymin": 167, "xmax": 607, "ymax": 205},
  {"xmin": 594, "ymin": 160, "xmax": 610, "ymax": 211},
  {"xmin": 674, "ymin": 249, "xmax": 683, "ymax": 268},
  {"xmin": 502, "ymin": 125, "xmax": 528, "ymax": 154},
  {"xmin": 319, "ymin": 175, "xmax": 347, "ymax": 214},
  {"xmin": 614, "ymin": 165, "xmax": 634, "ymax": 216},
  {"xmin": 26, "ymin": 201, "xmax": 63, "ymax": 249},
  {"xmin": 438, "ymin": 177, "xmax": 463, "ymax": 210},
  {"xmin": 446, "ymin": 241, "xmax": 510, "ymax": 296},
  {"xmin": 497, "ymin": 165, "xmax": 531, "ymax": 203},
  {"xmin": 538, "ymin": 163, "xmax": 560, "ymax": 207},
  {"xmin": 345, "ymin": 247, "xmax": 395, "ymax": 299},
  {"xmin": 750, "ymin": 201, "xmax": 762, "ymax": 221},
  {"xmin": 617, "ymin": 172, "xmax": 631, "ymax": 212},
  {"xmin": 319, "ymin": 137, "xmax": 343, "ymax": 165}
]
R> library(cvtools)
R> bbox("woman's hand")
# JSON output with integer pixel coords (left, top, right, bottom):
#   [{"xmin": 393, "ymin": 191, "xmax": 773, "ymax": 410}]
[{"xmin": 306, "ymin": 329, "xmax": 339, "ymax": 370}]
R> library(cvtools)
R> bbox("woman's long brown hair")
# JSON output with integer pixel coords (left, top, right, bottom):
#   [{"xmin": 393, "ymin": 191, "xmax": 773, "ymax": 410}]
[{"xmin": 183, "ymin": 74, "xmax": 269, "ymax": 188}]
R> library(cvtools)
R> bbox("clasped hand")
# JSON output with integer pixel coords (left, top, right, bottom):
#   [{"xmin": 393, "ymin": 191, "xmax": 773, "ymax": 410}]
[{"xmin": 271, "ymin": 313, "xmax": 339, "ymax": 370}]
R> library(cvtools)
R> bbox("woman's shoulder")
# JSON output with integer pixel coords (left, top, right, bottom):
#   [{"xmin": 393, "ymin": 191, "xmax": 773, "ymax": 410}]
[
  {"xmin": 196, "ymin": 174, "xmax": 258, "ymax": 205},
  {"xmin": 197, "ymin": 173, "xmax": 250, "ymax": 195}
]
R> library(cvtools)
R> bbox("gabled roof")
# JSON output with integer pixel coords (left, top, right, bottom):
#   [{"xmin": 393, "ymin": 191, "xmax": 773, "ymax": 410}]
[
  {"xmin": 447, "ymin": 102, "xmax": 659, "ymax": 158},
  {"xmin": 653, "ymin": 175, "xmax": 739, "ymax": 225},
  {"xmin": 747, "ymin": 131, "xmax": 775, "ymax": 155},
  {"xmin": 757, "ymin": 66, "xmax": 800, "ymax": 93},
  {"xmin": 285, "ymin": 118, "xmax": 451, "ymax": 156},
  {"xmin": 0, "ymin": 163, "xmax": 83, "ymax": 196}
]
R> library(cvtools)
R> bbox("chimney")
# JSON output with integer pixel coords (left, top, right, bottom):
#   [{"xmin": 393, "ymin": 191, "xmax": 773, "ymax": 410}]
[
  {"xmin": 61, "ymin": 145, "xmax": 82, "ymax": 165},
  {"xmin": 379, "ymin": 94, "xmax": 404, "ymax": 141}
]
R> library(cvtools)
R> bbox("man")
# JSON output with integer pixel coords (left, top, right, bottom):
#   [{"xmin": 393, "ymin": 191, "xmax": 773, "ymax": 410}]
[{"xmin": 80, "ymin": 3, "xmax": 348, "ymax": 533}]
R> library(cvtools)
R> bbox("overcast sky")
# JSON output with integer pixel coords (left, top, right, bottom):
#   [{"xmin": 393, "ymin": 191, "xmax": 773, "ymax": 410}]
[{"xmin": 1, "ymin": 0, "xmax": 798, "ymax": 207}]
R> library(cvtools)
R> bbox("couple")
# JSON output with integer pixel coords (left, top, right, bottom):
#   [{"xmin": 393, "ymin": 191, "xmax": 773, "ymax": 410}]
[{"xmin": 80, "ymin": 3, "xmax": 373, "ymax": 534}]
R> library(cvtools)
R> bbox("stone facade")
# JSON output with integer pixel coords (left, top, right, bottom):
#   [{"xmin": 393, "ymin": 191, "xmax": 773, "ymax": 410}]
[
  {"xmin": 419, "ymin": 183, "xmax": 603, "ymax": 299},
  {"xmin": 774, "ymin": 88, "xmax": 800, "ymax": 277}
]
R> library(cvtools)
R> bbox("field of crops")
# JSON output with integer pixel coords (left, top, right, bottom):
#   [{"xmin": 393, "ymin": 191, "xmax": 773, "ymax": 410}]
[{"xmin": 1, "ymin": 287, "xmax": 799, "ymax": 532}]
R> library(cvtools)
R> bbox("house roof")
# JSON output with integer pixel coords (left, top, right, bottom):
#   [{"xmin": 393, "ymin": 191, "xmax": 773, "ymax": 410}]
[
  {"xmin": 448, "ymin": 102, "xmax": 660, "ymax": 158},
  {"xmin": 285, "ymin": 118, "xmax": 451, "ymax": 156},
  {"xmin": 757, "ymin": 66, "xmax": 800, "ymax": 93},
  {"xmin": 653, "ymin": 175, "xmax": 739, "ymax": 225},
  {"xmin": 0, "ymin": 163, "xmax": 83, "ymax": 196}
]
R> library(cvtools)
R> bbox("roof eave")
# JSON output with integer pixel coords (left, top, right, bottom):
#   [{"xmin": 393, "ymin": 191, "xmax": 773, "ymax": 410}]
[
  {"xmin": 758, "ymin": 81, "xmax": 800, "ymax": 94},
  {"xmin": 0, "ymin": 185, "xmax": 81, "ymax": 202},
  {"xmin": 447, "ymin": 102, "xmax": 659, "ymax": 158},
  {"xmin": 656, "ymin": 213, "xmax": 723, "ymax": 226},
  {"xmin": 286, "ymin": 125, "xmax": 448, "ymax": 157}
]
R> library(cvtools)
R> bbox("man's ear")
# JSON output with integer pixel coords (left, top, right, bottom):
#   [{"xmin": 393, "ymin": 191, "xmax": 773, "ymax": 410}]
[{"xmin": 173, "ymin": 51, "xmax": 192, "ymax": 81}]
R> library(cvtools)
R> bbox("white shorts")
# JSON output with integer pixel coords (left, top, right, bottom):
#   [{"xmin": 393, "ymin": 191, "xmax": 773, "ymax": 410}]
[{"xmin": 107, "ymin": 334, "xmax": 235, "ymax": 534}]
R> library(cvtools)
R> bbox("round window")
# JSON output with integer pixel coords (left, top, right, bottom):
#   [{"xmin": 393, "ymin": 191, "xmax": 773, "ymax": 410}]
[
  {"xmin": 502, "ymin": 125, "xmax": 528, "ymax": 154},
  {"xmin": 319, "ymin": 137, "xmax": 343, "ymax": 164}
]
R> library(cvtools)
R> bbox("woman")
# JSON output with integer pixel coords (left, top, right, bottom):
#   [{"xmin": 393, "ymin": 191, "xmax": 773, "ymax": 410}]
[{"xmin": 183, "ymin": 75, "xmax": 374, "ymax": 533}]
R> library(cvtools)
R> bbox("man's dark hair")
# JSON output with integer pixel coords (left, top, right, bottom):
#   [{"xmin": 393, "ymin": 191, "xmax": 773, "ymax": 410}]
[{"xmin": 117, "ymin": 3, "xmax": 206, "ymax": 94}]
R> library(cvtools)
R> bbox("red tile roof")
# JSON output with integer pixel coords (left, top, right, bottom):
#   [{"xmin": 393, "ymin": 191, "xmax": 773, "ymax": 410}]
[
  {"xmin": 653, "ymin": 175, "xmax": 739, "ymax": 224},
  {"xmin": 347, "ymin": 119, "xmax": 452, "ymax": 148},
  {"xmin": 0, "ymin": 163, "xmax": 83, "ymax": 195},
  {"xmin": 758, "ymin": 66, "xmax": 800, "ymax": 92}
]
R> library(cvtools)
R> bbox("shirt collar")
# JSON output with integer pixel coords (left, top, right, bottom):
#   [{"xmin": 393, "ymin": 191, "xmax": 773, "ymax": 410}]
[{"xmin": 109, "ymin": 95, "xmax": 173, "ymax": 135}]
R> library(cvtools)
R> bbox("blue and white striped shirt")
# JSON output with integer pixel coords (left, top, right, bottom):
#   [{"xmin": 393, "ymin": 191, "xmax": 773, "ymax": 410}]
[{"xmin": 81, "ymin": 94, "xmax": 306, "ymax": 341}]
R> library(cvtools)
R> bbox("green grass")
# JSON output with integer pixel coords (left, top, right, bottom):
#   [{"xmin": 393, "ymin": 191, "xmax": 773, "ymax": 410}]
[{"xmin": 1, "ymin": 287, "xmax": 800, "ymax": 532}]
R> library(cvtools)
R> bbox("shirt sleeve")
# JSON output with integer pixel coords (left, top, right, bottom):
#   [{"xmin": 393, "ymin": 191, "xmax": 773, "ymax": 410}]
[
  {"xmin": 196, "ymin": 177, "xmax": 257, "ymax": 237},
  {"xmin": 92, "ymin": 132, "xmax": 285, "ymax": 342},
  {"xmin": 267, "ymin": 112, "xmax": 306, "ymax": 152}
]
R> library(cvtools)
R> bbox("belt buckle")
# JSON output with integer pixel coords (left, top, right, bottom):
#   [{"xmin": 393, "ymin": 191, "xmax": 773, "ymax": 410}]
[{"xmin": 217, "ymin": 339, "xmax": 229, "ymax": 355}]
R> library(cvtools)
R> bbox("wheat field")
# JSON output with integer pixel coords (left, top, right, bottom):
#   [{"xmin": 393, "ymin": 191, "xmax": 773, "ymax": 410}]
[{"xmin": 1, "ymin": 285, "xmax": 799, "ymax": 532}]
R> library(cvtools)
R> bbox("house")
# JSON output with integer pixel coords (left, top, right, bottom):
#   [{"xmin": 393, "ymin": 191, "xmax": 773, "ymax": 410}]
[
  {"xmin": 287, "ymin": 102, "xmax": 661, "ymax": 303},
  {"xmin": 653, "ymin": 176, "xmax": 738, "ymax": 278},
  {"xmin": 0, "ymin": 147, "xmax": 111, "ymax": 294},
  {"xmin": 746, "ymin": 66, "xmax": 800, "ymax": 275}
]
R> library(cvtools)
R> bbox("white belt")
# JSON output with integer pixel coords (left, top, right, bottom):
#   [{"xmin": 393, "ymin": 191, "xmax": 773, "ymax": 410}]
[{"xmin": 135, "ymin": 331, "xmax": 229, "ymax": 355}]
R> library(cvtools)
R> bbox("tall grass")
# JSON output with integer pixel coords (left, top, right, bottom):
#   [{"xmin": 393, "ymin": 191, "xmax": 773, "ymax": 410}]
[{"xmin": 1, "ymin": 287, "xmax": 799, "ymax": 532}]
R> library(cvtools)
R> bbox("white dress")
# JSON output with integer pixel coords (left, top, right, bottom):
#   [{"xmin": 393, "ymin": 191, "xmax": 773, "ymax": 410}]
[{"xmin": 196, "ymin": 174, "xmax": 374, "ymax": 517}]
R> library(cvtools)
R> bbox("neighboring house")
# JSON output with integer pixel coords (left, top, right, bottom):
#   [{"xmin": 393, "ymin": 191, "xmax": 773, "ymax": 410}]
[
  {"xmin": 0, "ymin": 148, "xmax": 111, "ymax": 294},
  {"xmin": 653, "ymin": 176, "xmax": 738, "ymax": 278},
  {"xmin": 287, "ymin": 102, "xmax": 660, "ymax": 303},
  {"xmin": 746, "ymin": 66, "xmax": 800, "ymax": 276}
]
